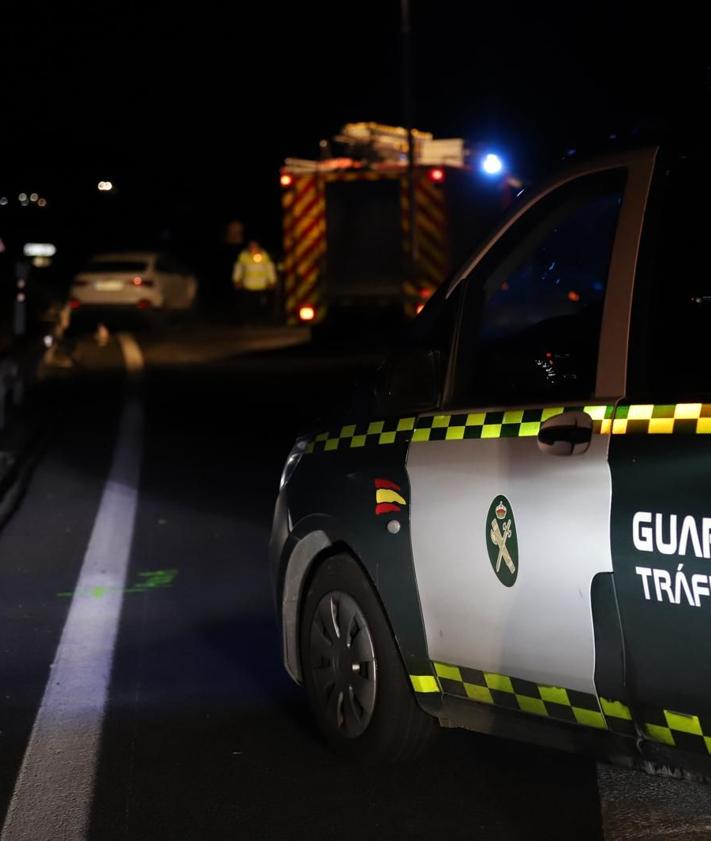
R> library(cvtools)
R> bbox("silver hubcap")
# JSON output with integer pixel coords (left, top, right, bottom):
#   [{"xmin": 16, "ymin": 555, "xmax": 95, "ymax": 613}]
[{"xmin": 308, "ymin": 590, "xmax": 377, "ymax": 738}]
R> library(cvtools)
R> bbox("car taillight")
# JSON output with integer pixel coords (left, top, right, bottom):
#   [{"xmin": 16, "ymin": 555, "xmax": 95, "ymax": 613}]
[
  {"xmin": 131, "ymin": 276, "xmax": 154, "ymax": 287},
  {"xmin": 299, "ymin": 305, "xmax": 315, "ymax": 322}
]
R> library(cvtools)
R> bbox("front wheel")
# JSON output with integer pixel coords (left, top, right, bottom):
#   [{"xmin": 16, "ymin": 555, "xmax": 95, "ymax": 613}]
[{"xmin": 299, "ymin": 553, "xmax": 436, "ymax": 762}]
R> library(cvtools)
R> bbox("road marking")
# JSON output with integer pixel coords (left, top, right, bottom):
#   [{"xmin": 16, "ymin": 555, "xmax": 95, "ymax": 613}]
[
  {"xmin": 57, "ymin": 568, "xmax": 178, "ymax": 598},
  {"xmin": 1, "ymin": 333, "xmax": 144, "ymax": 841}
]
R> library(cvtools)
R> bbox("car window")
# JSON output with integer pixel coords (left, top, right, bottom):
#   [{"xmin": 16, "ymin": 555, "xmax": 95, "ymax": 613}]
[
  {"xmin": 84, "ymin": 259, "xmax": 148, "ymax": 273},
  {"xmin": 452, "ymin": 169, "xmax": 626, "ymax": 406},
  {"xmin": 408, "ymin": 281, "xmax": 461, "ymax": 364},
  {"xmin": 629, "ymin": 154, "xmax": 711, "ymax": 399}
]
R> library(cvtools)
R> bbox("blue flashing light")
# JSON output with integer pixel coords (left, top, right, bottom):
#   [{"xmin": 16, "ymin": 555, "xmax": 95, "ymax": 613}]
[{"xmin": 481, "ymin": 153, "xmax": 504, "ymax": 176}]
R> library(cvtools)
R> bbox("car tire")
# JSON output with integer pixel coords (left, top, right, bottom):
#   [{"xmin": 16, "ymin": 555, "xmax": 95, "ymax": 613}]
[{"xmin": 299, "ymin": 553, "xmax": 437, "ymax": 762}]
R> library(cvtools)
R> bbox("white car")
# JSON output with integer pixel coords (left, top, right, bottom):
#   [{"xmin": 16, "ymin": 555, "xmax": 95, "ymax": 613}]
[{"xmin": 69, "ymin": 252, "xmax": 198, "ymax": 312}]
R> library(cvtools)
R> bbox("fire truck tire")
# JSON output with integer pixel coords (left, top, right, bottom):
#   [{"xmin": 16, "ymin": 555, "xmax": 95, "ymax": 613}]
[{"xmin": 299, "ymin": 552, "xmax": 437, "ymax": 762}]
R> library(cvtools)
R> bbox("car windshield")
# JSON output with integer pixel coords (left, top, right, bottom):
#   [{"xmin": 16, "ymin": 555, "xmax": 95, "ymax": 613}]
[{"xmin": 84, "ymin": 259, "xmax": 149, "ymax": 273}]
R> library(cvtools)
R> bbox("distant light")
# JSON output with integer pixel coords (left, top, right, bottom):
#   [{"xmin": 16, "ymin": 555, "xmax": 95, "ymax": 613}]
[
  {"xmin": 280, "ymin": 174, "xmax": 293, "ymax": 188},
  {"xmin": 38, "ymin": 198, "xmax": 48, "ymax": 207},
  {"xmin": 30, "ymin": 193, "xmax": 38, "ymax": 202},
  {"xmin": 33, "ymin": 256, "xmax": 51, "ymax": 268},
  {"xmin": 131, "ymin": 276, "xmax": 143, "ymax": 287},
  {"xmin": 18, "ymin": 192, "xmax": 27, "ymax": 202},
  {"xmin": 566, "ymin": 148, "xmax": 577, "ymax": 157},
  {"xmin": 567, "ymin": 290, "xmax": 581, "ymax": 303},
  {"xmin": 23, "ymin": 242, "xmax": 57, "ymax": 257},
  {"xmin": 0, "ymin": 197, "xmax": 8, "ymax": 206},
  {"xmin": 428, "ymin": 167, "xmax": 445, "ymax": 183},
  {"xmin": 299, "ymin": 305, "xmax": 315, "ymax": 322},
  {"xmin": 98, "ymin": 181, "xmax": 113, "ymax": 192},
  {"xmin": 415, "ymin": 303, "xmax": 425, "ymax": 315},
  {"xmin": 43, "ymin": 335, "xmax": 54, "ymax": 348},
  {"xmin": 481, "ymin": 153, "xmax": 504, "ymax": 176}
]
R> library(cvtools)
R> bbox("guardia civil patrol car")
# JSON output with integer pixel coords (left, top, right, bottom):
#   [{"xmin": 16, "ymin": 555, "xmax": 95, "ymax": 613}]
[{"xmin": 270, "ymin": 144, "xmax": 711, "ymax": 772}]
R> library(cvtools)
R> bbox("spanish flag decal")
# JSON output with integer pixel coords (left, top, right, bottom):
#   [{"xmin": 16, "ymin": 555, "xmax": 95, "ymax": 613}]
[{"xmin": 374, "ymin": 478, "xmax": 407, "ymax": 516}]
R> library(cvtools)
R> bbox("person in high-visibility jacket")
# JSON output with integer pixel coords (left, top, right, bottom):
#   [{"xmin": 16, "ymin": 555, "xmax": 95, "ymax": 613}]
[{"xmin": 232, "ymin": 241, "xmax": 277, "ymax": 323}]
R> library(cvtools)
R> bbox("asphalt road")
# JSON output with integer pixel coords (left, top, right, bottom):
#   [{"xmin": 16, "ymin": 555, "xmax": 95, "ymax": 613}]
[{"xmin": 0, "ymin": 321, "xmax": 709, "ymax": 841}]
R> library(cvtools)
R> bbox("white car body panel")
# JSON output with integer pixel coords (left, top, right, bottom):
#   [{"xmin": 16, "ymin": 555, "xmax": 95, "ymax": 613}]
[{"xmin": 407, "ymin": 433, "xmax": 613, "ymax": 694}]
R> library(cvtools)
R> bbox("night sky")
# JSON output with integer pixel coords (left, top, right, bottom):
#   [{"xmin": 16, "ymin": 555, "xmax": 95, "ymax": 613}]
[{"xmin": 1, "ymin": 2, "xmax": 708, "ymax": 262}]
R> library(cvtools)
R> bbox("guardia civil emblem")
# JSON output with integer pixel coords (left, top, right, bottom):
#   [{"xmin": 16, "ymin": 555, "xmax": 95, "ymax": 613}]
[{"xmin": 486, "ymin": 495, "xmax": 518, "ymax": 587}]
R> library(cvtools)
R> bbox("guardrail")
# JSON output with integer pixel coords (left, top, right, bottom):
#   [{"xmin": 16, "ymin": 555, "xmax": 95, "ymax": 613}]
[
  {"xmin": 0, "ymin": 260, "xmax": 42, "ymax": 432},
  {"xmin": 0, "ymin": 358, "xmax": 23, "ymax": 430}
]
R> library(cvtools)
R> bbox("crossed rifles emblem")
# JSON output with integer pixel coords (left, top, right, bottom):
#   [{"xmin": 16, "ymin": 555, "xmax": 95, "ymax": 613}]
[{"xmin": 490, "ymin": 512, "xmax": 516, "ymax": 575}]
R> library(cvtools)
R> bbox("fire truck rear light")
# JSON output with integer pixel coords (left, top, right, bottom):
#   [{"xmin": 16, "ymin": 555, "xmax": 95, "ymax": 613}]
[
  {"xmin": 280, "ymin": 174, "xmax": 293, "ymax": 188},
  {"xmin": 428, "ymin": 168, "xmax": 445, "ymax": 183},
  {"xmin": 299, "ymin": 305, "xmax": 315, "ymax": 322}
]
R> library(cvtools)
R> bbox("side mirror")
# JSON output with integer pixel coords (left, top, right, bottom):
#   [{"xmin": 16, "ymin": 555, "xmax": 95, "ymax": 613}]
[{"xmin": 374, "ymin": 349, "xmax": 441, "ymax": 416}]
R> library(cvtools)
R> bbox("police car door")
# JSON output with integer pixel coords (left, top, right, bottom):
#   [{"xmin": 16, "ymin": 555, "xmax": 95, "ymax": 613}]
[
  {"xmin": 407, "ymin": 155, "xmax": 652, "ymax": 719},
  {"xmin": 609, "ymin": 150, "xmax": 711, "ymax": 755}
]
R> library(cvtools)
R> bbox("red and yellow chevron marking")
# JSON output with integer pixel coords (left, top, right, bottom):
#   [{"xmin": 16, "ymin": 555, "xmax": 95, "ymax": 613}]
[
  {"xmin": 282, "ymin": 167, "xmax": 449, "ymax": 324},
  {"xmin": 282, "ymin": 173, "xmax": 327, "ymax": 324},
  {"xmin": 414, "ymin": 175, "xmax": 448, "ymax": 286},
  {"xmin": 400, "ymin": 172, "xmax": 448, "ymax": 316}
]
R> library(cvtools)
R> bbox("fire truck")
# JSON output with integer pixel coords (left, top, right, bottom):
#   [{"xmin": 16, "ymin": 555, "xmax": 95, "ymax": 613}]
[{"xmin": 279, "ymin": 123, "xmax": 479, "ymax": 326}]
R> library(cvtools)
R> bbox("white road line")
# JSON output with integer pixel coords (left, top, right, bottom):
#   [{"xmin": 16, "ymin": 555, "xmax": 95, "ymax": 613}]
[{"xmin": 1, "ymin": 333, "xmax": 144, "ymax": 841}]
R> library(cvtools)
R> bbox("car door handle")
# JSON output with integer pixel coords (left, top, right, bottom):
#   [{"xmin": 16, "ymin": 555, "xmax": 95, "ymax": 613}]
[{"xmin": 537, "ymin": 410, "xmax": 593, "ymax": 456}]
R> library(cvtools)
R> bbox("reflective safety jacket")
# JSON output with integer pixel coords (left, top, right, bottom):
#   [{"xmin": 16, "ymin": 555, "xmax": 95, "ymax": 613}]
[{"xmin": 232, "ymin": 249, "xmax": 277, "ymax": 291}]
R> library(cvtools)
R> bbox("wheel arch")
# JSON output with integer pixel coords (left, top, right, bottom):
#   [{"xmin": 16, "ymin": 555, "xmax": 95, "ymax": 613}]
[{"xmin": 281, "ymin": 527, "xmax": 405, "ymax": 685}]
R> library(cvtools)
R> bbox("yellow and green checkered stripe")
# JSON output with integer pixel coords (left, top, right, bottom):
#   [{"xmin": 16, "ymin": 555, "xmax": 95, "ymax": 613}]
[
  {"xmin": 410, "ymin": 663, "xmax": 711, "ymax": 756},
  {"xmin": 305, "ymin": 406, "xmax": 613, "ymax": 453},
  {"xmin": 642, "ymin": 707, "xmax": 711, "ymax": 756},
  {"xmin": 305, "ymin": 418, "xmax": 418, "ymax": 453},
  {"xmin": 611, "ymin": 403, "xmax": 711, "ymax": 436},
  {"xmin": 305, "ymin": 403, "xmax": 711, "ymax": 454},
  {"xmin": 429, "ymin": 661, "xmax": 609, "ymax": 730},
  {"xmin": 410, "ymin": 405, "xmax": 613, "ymax": 443}
]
